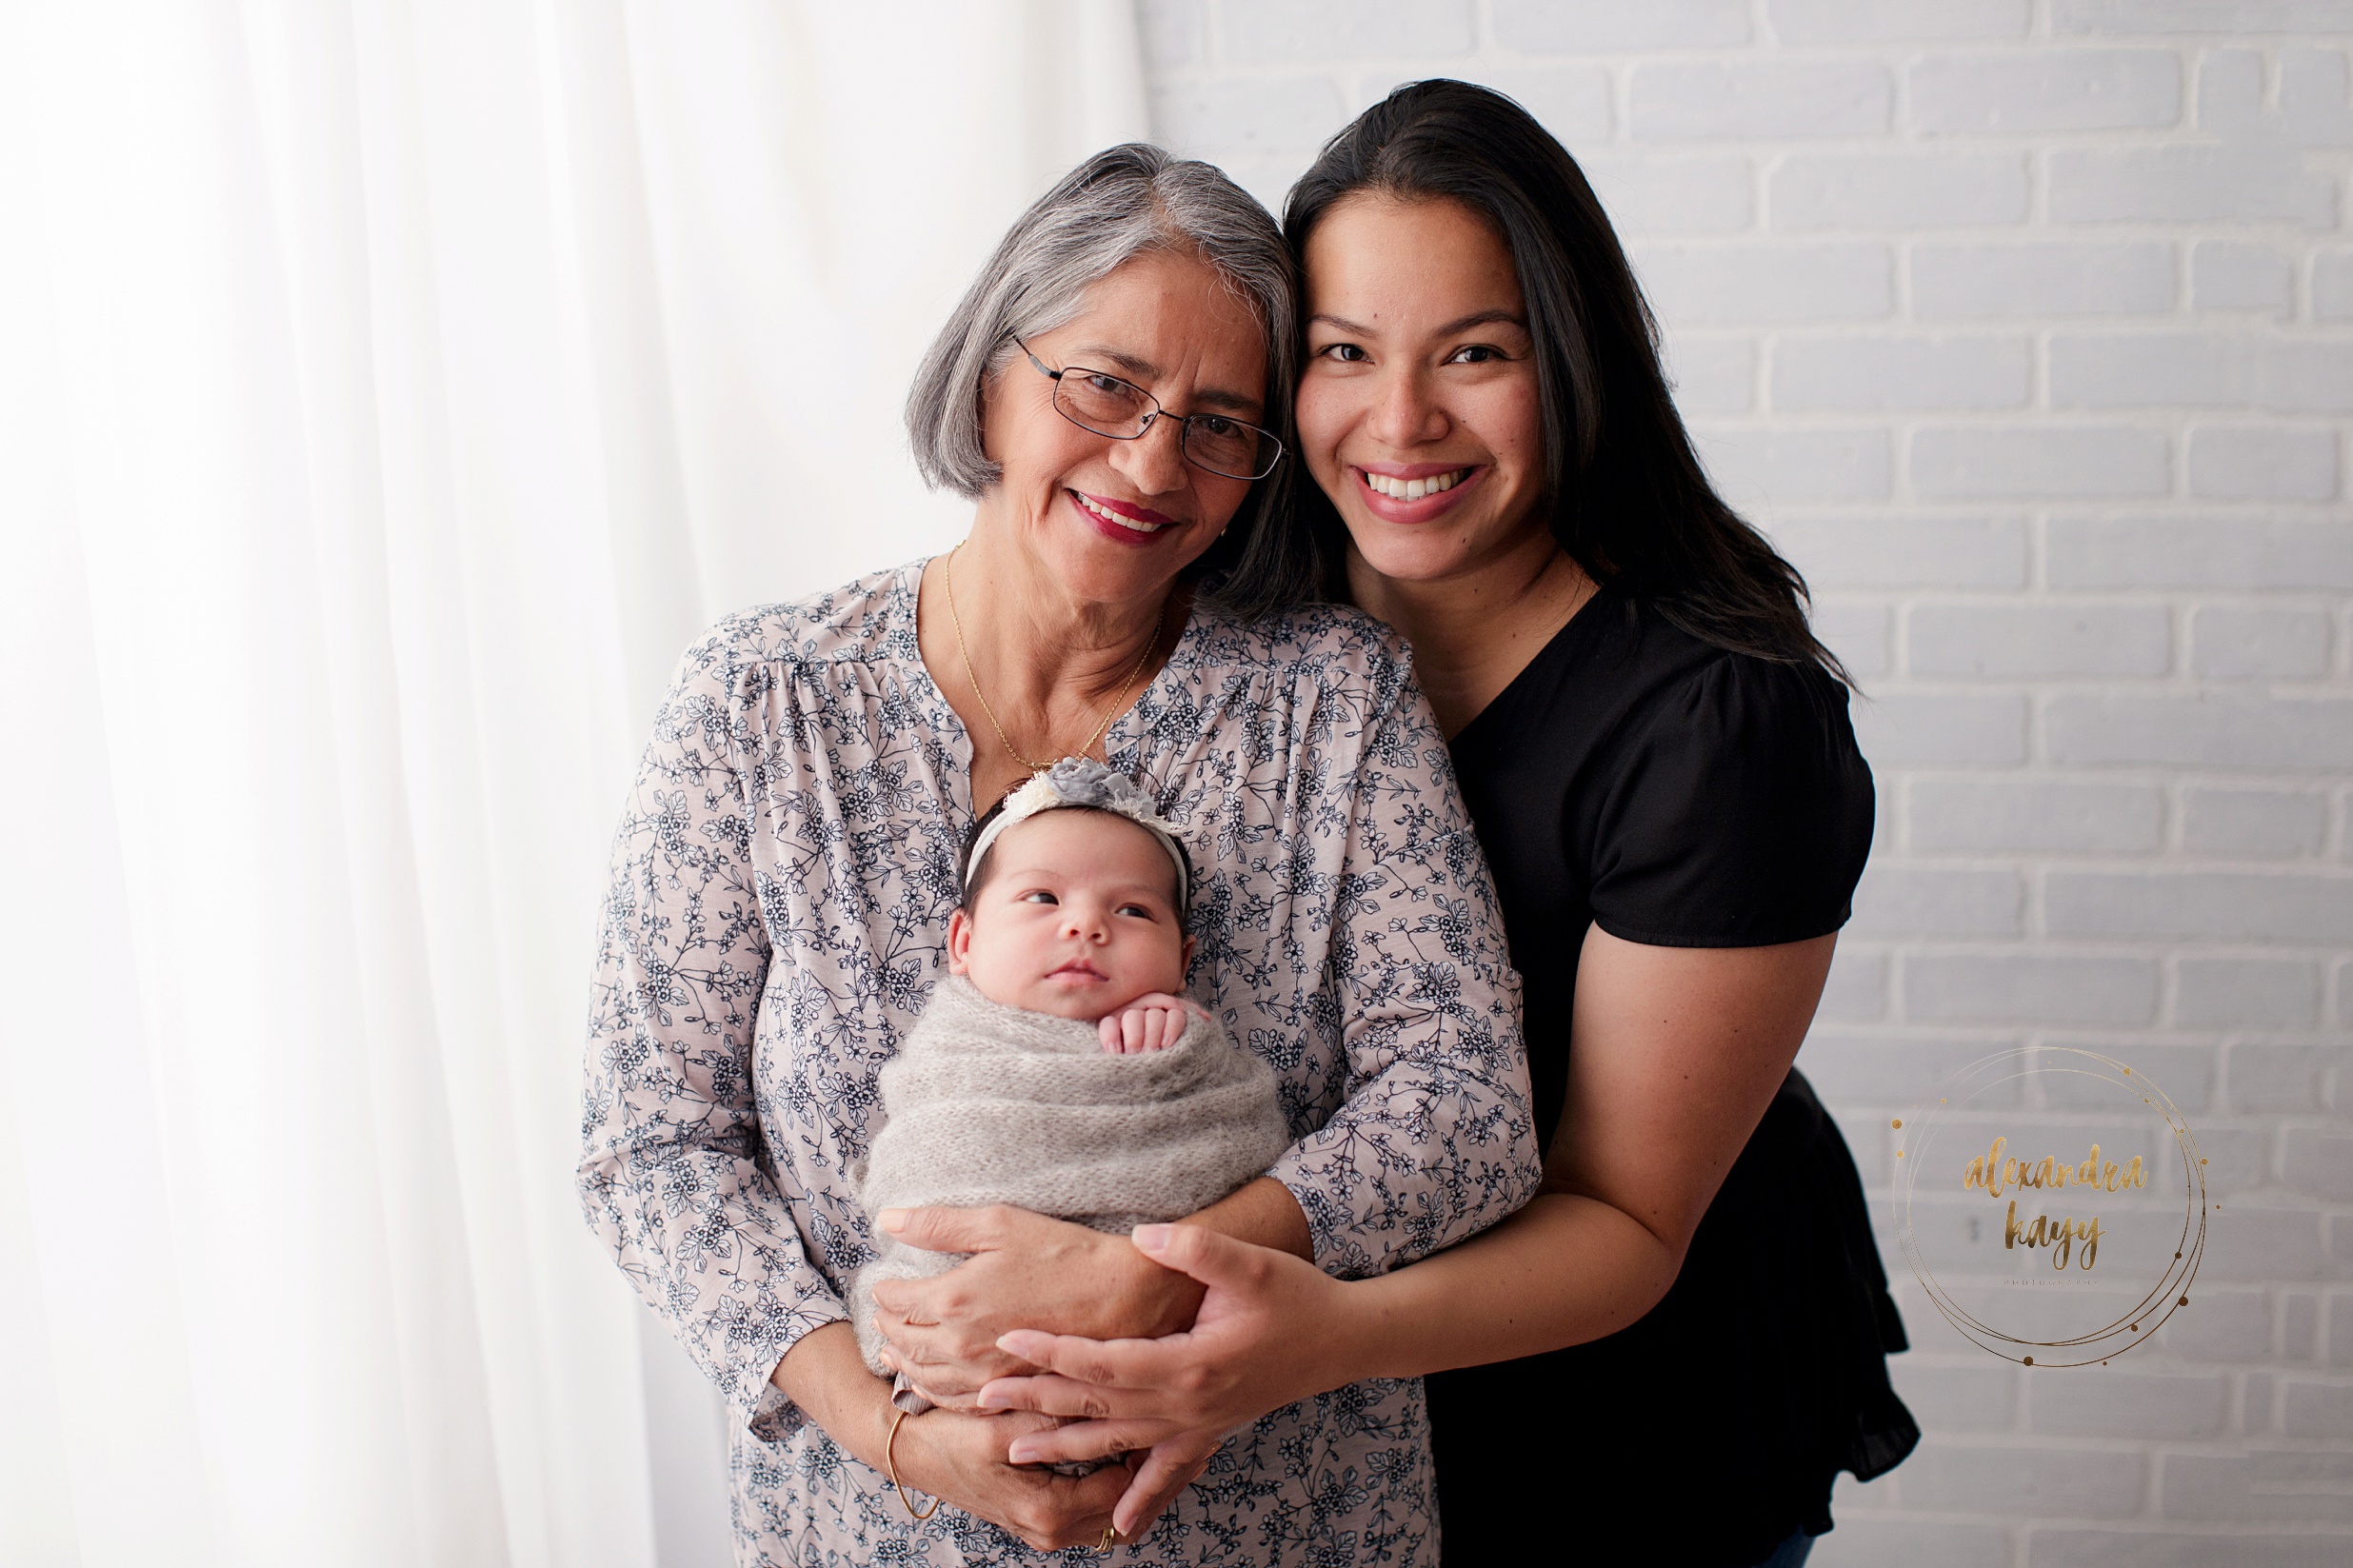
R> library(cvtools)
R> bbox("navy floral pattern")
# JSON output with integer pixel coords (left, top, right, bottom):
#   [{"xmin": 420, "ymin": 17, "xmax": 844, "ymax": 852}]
[{"xmin": 578, "ymin": 561, "xmax": 1536, "ymax": 1565}]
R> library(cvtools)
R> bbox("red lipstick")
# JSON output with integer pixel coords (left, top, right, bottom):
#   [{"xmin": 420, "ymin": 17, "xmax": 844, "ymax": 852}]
[{"xmin": 1068, "ymin": 488, "xmax": 1181, "ymax": 547}]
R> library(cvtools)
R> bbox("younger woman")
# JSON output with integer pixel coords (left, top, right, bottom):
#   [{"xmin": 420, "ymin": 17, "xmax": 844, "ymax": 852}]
[{"xmin": 950, "ymin": 81, "xmax": 1919, "ymax": 1568}]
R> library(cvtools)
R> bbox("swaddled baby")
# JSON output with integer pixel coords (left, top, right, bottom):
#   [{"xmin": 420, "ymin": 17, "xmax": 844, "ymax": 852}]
[{"xmin": 850, "ymin": 758, "xmax": 1289, "ymax": 1414}]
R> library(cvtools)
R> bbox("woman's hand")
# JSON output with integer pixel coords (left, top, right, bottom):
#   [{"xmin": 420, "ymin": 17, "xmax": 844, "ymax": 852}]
[
  {"xmin": 869, "ymin": 1205, "xmax": 1206, "ymax": 1406},
  {"xmin": 893, "ymin": 1405, "xmax": 1134, "ymax": 1553},
  {"xmin": 974, "ymin": 1222, "xmax": 1359, "ymax": 1534},
  {"xmin": 768, "ymin": 1321, "xmax": 1130, "ymax": 1551},
  {"xmin": 1071, "ymin": 1425, "xmax": 1225, "ymax": 1542}
]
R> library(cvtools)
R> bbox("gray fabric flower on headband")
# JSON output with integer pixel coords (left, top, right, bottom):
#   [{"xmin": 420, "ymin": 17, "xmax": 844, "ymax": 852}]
[{"xmin": 1040, "ymin": 755, "xmax": 1165, "ymax": 819}]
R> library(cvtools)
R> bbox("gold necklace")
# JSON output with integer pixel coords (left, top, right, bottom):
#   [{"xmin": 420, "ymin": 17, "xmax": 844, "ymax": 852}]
[{"xmin": 943, "ymin": 544, "xmax": 1159, "ymax": 770}]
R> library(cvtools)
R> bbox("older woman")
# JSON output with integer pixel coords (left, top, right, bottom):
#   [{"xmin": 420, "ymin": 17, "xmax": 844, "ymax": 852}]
[{"xmin": 577, "ymin": 145, "xmax": 1537, "ymax": 1564}]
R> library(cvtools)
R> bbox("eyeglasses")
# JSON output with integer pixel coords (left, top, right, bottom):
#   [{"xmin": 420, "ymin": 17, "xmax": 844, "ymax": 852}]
[{"xmin": 1013, "ymin": 337, "xmax": 1284, "ymax": 482}]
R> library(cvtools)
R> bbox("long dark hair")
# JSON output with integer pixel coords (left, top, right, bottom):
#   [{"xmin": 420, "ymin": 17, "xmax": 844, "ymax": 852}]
[{"xmin": 1227, "ymin": 79, "xmax": 1846, "ymax": 685}]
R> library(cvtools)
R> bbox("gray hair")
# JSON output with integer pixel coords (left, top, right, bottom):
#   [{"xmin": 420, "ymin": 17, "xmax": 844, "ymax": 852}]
[{"xmin": 906, "ymin": 145, "xmax": 1296, "ymax": 510}]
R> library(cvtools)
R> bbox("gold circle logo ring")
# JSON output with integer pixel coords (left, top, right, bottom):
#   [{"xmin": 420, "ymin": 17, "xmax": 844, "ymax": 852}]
[{"xmin": 1893, "ymin": 1046, "xmax": 2207, "ymax": 1368}]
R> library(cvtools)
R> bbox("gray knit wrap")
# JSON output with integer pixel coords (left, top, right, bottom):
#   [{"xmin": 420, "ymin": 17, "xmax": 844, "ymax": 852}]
[{"xmin": 849, "ymin": 973, "xmax": 1291, "ymax": 1386}]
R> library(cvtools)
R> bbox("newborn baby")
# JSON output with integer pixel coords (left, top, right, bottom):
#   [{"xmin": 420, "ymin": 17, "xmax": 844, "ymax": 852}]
[{"xmin": 850, "ymin": 758, "xmax": 1289, "ymax": 1414}]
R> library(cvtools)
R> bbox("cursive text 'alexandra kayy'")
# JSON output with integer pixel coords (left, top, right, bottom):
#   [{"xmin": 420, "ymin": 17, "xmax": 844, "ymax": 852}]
[{"xmin": 1962, "ymin": 1139, "xmax": 2147, "ymax": 1271}]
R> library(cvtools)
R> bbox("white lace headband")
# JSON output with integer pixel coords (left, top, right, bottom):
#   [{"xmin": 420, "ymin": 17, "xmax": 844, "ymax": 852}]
[{"xmin": 964, "ymin": 757, "xmax": 1190, "ymax": 909}]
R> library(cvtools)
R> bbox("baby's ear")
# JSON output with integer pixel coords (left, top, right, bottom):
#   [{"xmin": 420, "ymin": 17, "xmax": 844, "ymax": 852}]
[
  {"xmin": 1181, "ymin": 933, "xmax": 1197, "ymax": 972},
  {"xmin": 946, "ymin": 907, "xmax": 973, "ymax": 974}
]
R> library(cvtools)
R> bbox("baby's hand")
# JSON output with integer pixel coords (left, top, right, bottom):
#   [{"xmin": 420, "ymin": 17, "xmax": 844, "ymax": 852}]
[{"xmin": 1099, "ymin": 993, "xmax": 1207, "ymax": 1055}]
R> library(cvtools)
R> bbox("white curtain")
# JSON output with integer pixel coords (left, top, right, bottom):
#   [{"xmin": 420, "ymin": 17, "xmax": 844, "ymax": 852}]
[{"xmin": 0, "ymin": 5, "xmax": 1147, "ymax": 1566}]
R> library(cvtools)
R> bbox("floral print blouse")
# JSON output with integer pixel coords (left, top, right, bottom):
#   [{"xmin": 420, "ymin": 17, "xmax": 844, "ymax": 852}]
[{"xmin": 578, "ymin": 561, "xmax": 1537, "ymax": 1566}]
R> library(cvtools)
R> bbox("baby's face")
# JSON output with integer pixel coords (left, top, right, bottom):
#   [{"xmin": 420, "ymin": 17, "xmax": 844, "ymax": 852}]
[{"xmin": 947, "ymin": 809, "xmax": 1191, "ymax": 1021}]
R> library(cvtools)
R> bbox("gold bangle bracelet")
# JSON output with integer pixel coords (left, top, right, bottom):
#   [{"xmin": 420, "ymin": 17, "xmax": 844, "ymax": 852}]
[{"xmin": 887, "ymin": 1408, "xmax": 939, "ymax": 1521}]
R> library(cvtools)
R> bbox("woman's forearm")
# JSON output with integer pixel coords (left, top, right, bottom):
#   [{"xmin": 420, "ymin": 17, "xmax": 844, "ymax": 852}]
[
  {"xmin": 1187, "ymin": 1175, "xmax": 1313, "ymax": 1260},
  {"xmin": 1330, "ymin": 1192, "xmax": 1680, "ymax": 1384},
  {"xmin": 1325, "ymin": 932, "xmax": 1838, "ymax": 1384},
  {"xmin": 981, "ymin": 939, "xmax": 1836, "ymax": 1461},
  {"xmin": 975, "ymin": 1198, "xmax": 1684, "ymax": 1469},
  {"xmin": 770, "ymin": 1322, "xmax": 897, "ymax": 1472}
]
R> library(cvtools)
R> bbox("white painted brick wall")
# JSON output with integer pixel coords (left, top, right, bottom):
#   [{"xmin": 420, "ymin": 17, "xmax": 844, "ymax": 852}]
[
  {"xmin": 1141, "ymin": 2, "xmax": 2353, "ymax": 1560},
  {"xmin": 2194, "ymin": 239, "xmax": 2298, "ymax": 312}
]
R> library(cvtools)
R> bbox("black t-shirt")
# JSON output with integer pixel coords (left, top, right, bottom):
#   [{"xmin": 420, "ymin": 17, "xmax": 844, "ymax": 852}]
[{"xmin": 1427, "ymin": 589, "xmax": 1918, "ymax": 1568}]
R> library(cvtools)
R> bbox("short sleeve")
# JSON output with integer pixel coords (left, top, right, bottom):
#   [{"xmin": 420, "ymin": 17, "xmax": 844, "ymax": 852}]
[{"xmin": 1585, "ymin": 655, "xmax": 1873, "ymax": 949}]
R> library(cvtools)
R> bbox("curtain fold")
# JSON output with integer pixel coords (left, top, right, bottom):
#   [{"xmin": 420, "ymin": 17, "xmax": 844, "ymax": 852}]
[{"xmin": 0, "ymin": 5, "xmax": 1148, "ymax": 1565}]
